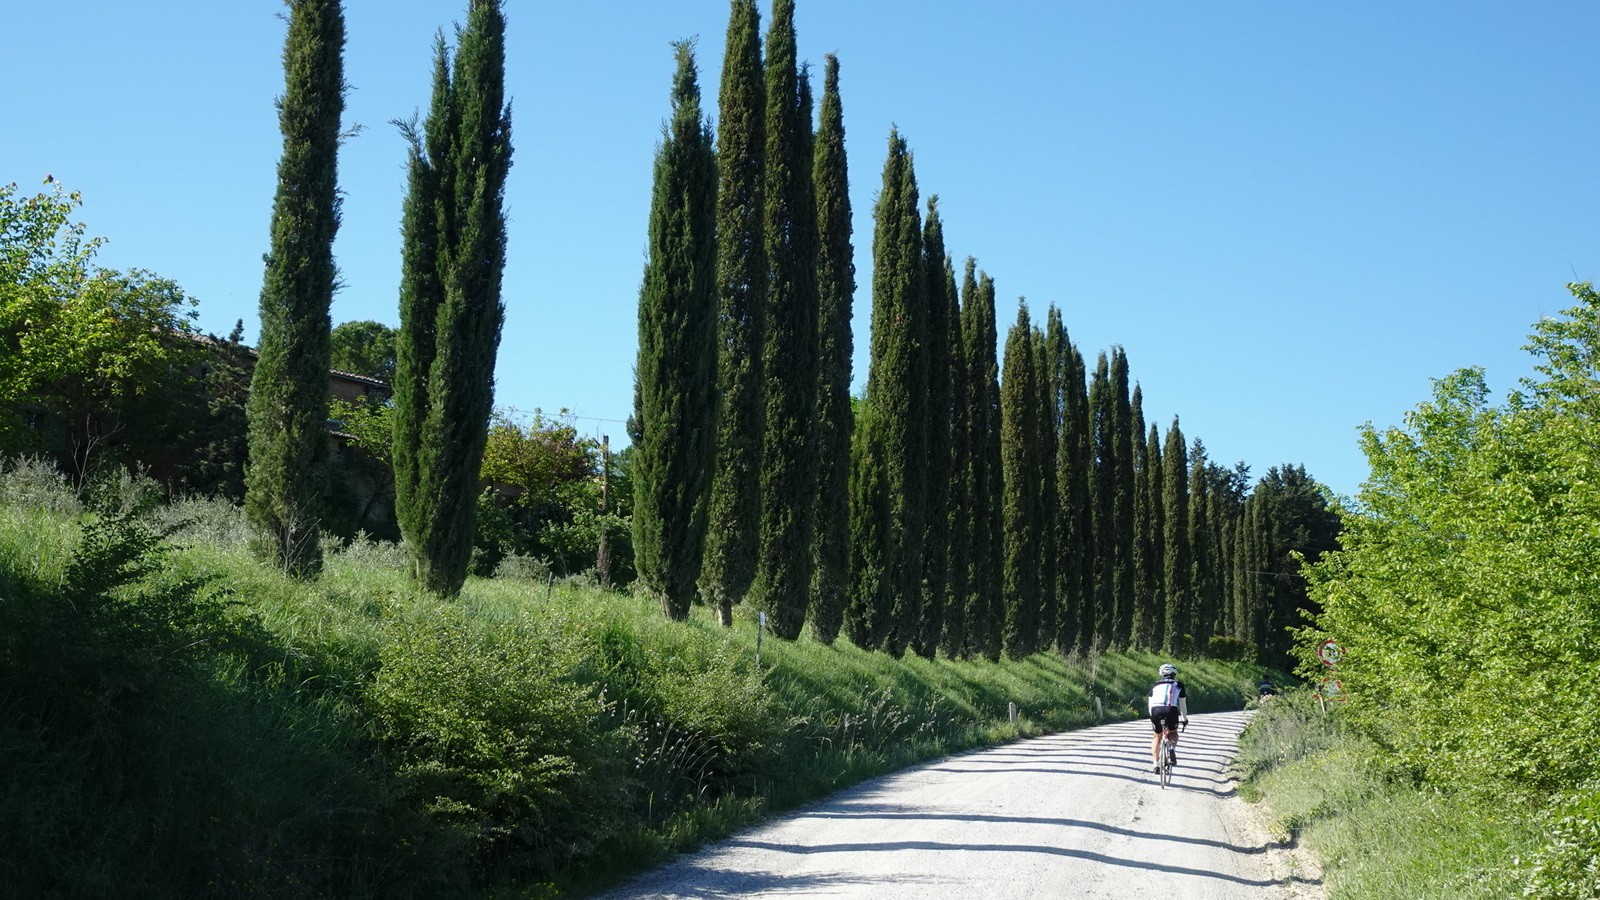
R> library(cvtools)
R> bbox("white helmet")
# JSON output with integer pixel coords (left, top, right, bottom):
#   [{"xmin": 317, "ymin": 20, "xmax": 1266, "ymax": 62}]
[{"xmin": 1159, "ymin": 663, "xmax": 1177, "ymax": 677}]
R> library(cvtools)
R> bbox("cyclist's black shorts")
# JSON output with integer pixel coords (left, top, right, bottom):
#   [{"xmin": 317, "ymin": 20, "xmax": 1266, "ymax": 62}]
[{"xmin": 1149, "ymin": 706, "xmax": 1180, "ymax": 733}]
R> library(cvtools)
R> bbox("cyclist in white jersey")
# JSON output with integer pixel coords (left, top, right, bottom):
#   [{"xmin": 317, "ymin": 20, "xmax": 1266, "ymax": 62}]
[{"xmin": 1148, "ymin": 663, "xmax": 1189, "ymax": 773}]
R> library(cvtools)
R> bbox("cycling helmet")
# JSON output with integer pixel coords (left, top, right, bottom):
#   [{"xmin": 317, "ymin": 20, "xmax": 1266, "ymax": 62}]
[{"xmin": 1158, "ymin": 663, "xmax": 1177, "ymax": 677}]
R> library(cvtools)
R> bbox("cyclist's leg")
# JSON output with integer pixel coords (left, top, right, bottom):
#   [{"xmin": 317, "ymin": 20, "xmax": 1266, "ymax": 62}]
[{"xmin": 1149, "ymin": 710, "xmax": 1165, "ymax": 768}]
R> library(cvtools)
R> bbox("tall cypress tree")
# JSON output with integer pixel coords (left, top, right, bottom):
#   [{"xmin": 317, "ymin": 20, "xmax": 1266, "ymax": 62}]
[
  {"xmin": 1140, "ymin": 420, "xmax": 1167, "ymax": 650},
  {"xmin": 1060, "ymin": 336, "xmax": 1092, "ymax": 654},
  {"xmin": 1161, "ymin": 418, "xmax": 1191, "ymax": 653},
  {"xmin": 1130, "ymin": 384, "xmax": 1154, "ymax": 648},
  {"xmin": 1188, "ymin": 439, "xmax": 1214, "ymax": 651},
  {"xmin": 701, "ymin": 0, "xmax": 766, "ymax": 627},
  {"xmin": 1032, "ymin": 320, "xmax": 1059, "ymax": 653},
  {"xmin": 628, "ymin": 41, "xmax": 717, "ymax": 619},
  {"xmin": 1000, "ymin": 302, "xmax": 1041, "ymax": 658},
  {"xmin": 849, "ymin": 128, "xmax": 924, "ymax": 656},
  {"xmin": 245, "ymin": 0, "xmax": 345, "ymax": 577},
  {"xmin": 940, "ymin": 256, "xmax": 972, "ymax": 658},
  {"xmin": 1086, "ymin": 353, "xmax": 1112, "ymax": 649},
  {"xmin": 1108, "ymin": 348, "xmax": 1136, "ymax": 648},
  {"xmin": 753, "ymin": 0, "xmax": 819, "ymax": 640},
  {"xmin": 393, "ymin": 0, "xmax": 513, "ymax": 596},
  {"xmin": 913, "ymin": 196, "xmax": 953, "ymax": 659},
  {"xmin": 958, "ymin": 263, "xmax": 1003, "ymax": 660},
  {"xmin": 809, "ymin": 52, "xmax": 853, "ymax": 644}
]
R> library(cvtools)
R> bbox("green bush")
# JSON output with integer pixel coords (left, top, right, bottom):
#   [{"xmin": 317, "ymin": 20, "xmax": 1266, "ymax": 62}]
[
  {"xmin": 370, "ymin": 605, "xmax": 634, "ymax": 874},
  {"xmin": 1521, "ymin": 784, "xmax": 1600, "ymax": 900},
  {"xmin": 1206, "ymin": 635, "xmax": 1256, "ymax": 662}
]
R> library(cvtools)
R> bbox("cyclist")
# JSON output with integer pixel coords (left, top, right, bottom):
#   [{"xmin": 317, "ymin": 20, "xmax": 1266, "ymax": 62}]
[
  {"xmin": 1148, "ymin": 663, "xmax": 1189, "ymax": 774},
  {"xmin": 1257, "ymin": 679, "xmax": 1278, "ymax": 702}
]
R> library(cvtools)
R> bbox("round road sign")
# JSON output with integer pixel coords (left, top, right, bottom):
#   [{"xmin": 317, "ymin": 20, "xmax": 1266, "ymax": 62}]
[{"xmin": 1317, "ymin": 639, "xmax": 1345, "ymax": 667}]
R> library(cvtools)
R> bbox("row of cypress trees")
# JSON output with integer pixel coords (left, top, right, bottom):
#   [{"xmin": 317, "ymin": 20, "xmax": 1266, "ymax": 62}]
[
  {"xmin": 245, "ymin": 0, "xmax": 511, "ymax": 597},
  {"xmin": 633, "ymin": 0, "xmax": 1340, "ymax": 664}
]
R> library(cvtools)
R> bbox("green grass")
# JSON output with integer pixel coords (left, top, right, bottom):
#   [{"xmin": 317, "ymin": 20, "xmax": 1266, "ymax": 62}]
[{"xmin": 0, "ymin": 469, "xmax": 1273, "ymax": 897}]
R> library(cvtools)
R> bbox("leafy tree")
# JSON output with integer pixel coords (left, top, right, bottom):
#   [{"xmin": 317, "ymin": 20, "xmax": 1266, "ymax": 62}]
[
  {"xmin": 0, "ymin": 180, "xmax": 201, "ymax": 474},
  {"xmin": 753, "ymin": 0, "xmax": 819, "ymax": 640},
  {"xmin": 392, "ymin": 0, "xmax": 513, "ymax": 596},
  {"xmin": 629, "ymin": 41, "xmax": 717, "ymax": 619},
  {"xmin": 245, "ymin": 0, "xmax": 346, "ymax": 577},
  {"xmin": 701, "ymin": 0, "xmax": 766, "ymax": 628},
  {"xmin": 809, "ymin": 53, "xmax": 854, "ymax": 645},
  {"xmin": 329, "ymin": 319, "xmax": 396, "ymax": 382}
]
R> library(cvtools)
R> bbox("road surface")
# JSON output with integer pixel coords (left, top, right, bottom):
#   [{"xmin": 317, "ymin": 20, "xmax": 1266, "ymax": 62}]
[{"xmin": 599, "ymin": 710, "xmax": 1322, "ymax": 899}]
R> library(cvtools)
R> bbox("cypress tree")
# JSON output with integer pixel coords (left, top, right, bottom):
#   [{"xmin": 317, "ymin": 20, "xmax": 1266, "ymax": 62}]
[
  {"xmin": 1109, "ymin": 348, "xmax": 1136, "ymax": 648},
  {"xmin": 849, "ymin": 128, "xmax": 924, "ymax": 656},
  {"xmin": 753, "ymin": 0, "xmax": 819, "ymax": 640},
  {"xmin": 1086, "ymin": 353, "xmax": 1112, "ymax": 649},
  {"xmin": 962, "ymin": 264, "xmax": 1003, "ymax": 660},
  {"xmin": 1045, "ymin": 314, "xmax": 1086, "ymax": 655},
  {"xmin": 1061, "ymin": 337, "xmax": 1092, "ymax": 654},
  {"xmin": 628, "ymin": 42, "xmax": 717, "ymax": 618},
  {"xmin": 1161, "ymin": 418, "xmax": 1191, "ymax": 653},
  {"xmin": 1141, "ymin": 421, "xmax": 1167, "ymax": 650},
  {"xmin": 1130, "ymin": 384, "xmax": 1154, "ymax": 649},
  {"xmin": 393, "ymin": 0, "xmax": 513, "ymax": 597},
  {"xmin": 1032, "ymin": 320, "xmax": 1059, "ymax": 653},
  {"xmin": 701, "ymin": 0, "xmax": 766, "ymax": 627},
  {"xmin": 1188, "ymin": 439, "xmax": 1214, "ymax": 651},
  {"xmin": 1000, "ymin": 302, "xmax": 1041, "ymax": 658},
  {"xmin": 809, "ymin": 53, "xmax": 853, "ymax": 644},
  {"xmin": 245, "ymin": 0, "xmax": 346, "ymax": 577},
  {"xmin": 913, "ymin": 197, "xmax": 953, "ymax": 659},
  {"xmin": 940, "ymin": 257, "xmax": 971, "ymax": 658}
]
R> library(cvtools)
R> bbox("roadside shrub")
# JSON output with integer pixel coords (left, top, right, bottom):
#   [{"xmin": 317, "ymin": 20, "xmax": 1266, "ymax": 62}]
[
  {"xmin": 370, "ymin": 606, "xmax": 634, "ymax": 876},
  {"xmin": 0, "ymin": 455, "xmax": 80, "ymax": 515},
  {"xmin": 493, "ymin": 552, "xmax": 551, "ymax": 582},
  {"xmin": 332, "ymin": 530, "xmax": 411, "ymax": 570},
  {"xmin": 1521, "ymin": 784, "xmax": 1600, "ymax": 899},
  {"xmin": 151, "ymin": 494, "xmax": 251, "ymax": 549},
  {"xmin": 1206, "ymin": 635, "xmax": 1256, "ymax": 662},
  {"xmin": 1235, "ymin": 688, "xmax": 1346, "ymax": 782}
]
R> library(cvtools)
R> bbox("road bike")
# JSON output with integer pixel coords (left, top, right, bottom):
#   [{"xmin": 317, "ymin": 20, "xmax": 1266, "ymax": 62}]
[{"xmin": 1156, "ymin": 720, "xmax": 1186, "ymax": 789}]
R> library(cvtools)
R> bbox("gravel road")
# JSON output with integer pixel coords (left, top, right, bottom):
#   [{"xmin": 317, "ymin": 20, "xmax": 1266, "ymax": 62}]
[{"xmin": 599, "ymin": 710, "xmax": 1322, "ymax": 899}]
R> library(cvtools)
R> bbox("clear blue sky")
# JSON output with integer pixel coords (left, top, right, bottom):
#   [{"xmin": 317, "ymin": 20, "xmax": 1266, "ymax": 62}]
[{"xmin": 8, "ymin": 1, "xmax": 1599, "ymax": 499}]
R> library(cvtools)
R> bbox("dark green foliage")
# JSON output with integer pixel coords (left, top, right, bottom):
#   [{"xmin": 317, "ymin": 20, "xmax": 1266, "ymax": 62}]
[
  {"xmin": 809, "ymin": 54, "xmax": 854, "ymax": 645},
  {"xmin": 1031, "ymin": 321, "xmax": 1059, "ymax": 656},
  {"xmin": 1053, "ymin": 327, "xmax": 1092, "ymax": 654},
  {"xmin": 939, "ymin": 258, "xmax": 972, "ymax": 658},
  {"xmin": 848, "ymin": 128, "xmax": 925, "ymax": 657},
  {"xmin": 244, "ymin": 0, "xmax": 345, "ymax": 577},
  {"xmin": 1138, "ymin": 421, "xmax": 1166, "ymax": 650},
  {"xmin": 1108, "ymin": 348, "xmax": 1136, "ymax": 648},
  {"xmin": 1161, "ymin": 418, "xmax": 1191, "ymax": 654},
  {"xmin": 701, "ymin": 0, "xmax": 766, "ymax": 626},
  {"xmin": 753, "ymin": 0, "xmax": 819, "ymax": 640},
  {"xmin": 913, "ymin": 197, "xmax": 954, "ymax": 659},
  {"xmin": 392, "ymin": 0, "xmax": 513, "ymax": 596},
  {"xmin": 962, "ymin": 266, "xmax": 1004, "ymax": 661},
  {"xmin": 631, "ymin": 42, "xmax": 717, "ymax": 619},
  {"xmin": 1086, "ymin": 354, "xmax": 1112, "ymax": 649},
  {"xmin": 330, "ymin": 319, "xmax": 397, "ymax": 382},
  {"xmin": 999, "ymin": 302, "xmax": 1042, "ymax": 658},
  {"xmin": 1253, "ymin": 464, "xmax": 1339, "ymax": 667},
  {"xmin": 1188, "ymin": 440, "xmax": 1214, "ymax": 651}
]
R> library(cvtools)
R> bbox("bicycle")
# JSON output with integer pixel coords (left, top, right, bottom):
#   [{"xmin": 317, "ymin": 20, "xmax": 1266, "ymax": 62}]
[{"xmin": 1156, "ymin": 720, "xmax": 1186, "ymax": 789}]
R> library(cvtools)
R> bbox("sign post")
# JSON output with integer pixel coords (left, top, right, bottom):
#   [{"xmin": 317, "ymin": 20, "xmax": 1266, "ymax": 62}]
[{"xmin": 1314, "ymin": 639, "xmax": 1346, "ymax": 713}]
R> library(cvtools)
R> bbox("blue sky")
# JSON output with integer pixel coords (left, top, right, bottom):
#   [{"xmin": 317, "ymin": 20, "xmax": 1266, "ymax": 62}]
[{"xmin": 7, "ymin": 1, "xmax": 1599, "ymax": 499}]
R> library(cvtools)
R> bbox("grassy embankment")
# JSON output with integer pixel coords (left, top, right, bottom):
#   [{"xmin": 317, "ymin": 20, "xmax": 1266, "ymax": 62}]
[
  {"xmin": 0, "ymin": 461, "xmax": 1271, "ymax": 897},
  {"xmin": 1236, "ymin": 691, "xmax": 1598, "ymax": 899}
]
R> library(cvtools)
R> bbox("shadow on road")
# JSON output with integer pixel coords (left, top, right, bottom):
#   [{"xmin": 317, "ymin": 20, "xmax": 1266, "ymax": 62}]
[{"xmin": 799, "ymin": 807, "xmax": 1273, "ymax": 855}]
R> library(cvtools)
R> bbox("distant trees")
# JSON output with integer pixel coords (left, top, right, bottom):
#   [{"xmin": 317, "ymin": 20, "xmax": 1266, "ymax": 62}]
[
  {"xmin": 392, "ymin": 0, "xmax": 512, "ymax": 596},
  {"xmin": 329, "ymin": 320, "xmax": 396, "ymax": 383},
  {"xmin": 631, "ymin": 41, "xmax": 717, "ymax": 620},
  {"xmin": 244, "ymin": 0, "xmax": 346, "ymax": 577}
]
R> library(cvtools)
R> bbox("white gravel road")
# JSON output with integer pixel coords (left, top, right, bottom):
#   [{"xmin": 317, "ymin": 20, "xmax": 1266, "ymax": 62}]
[{"xmin": 598, "ymin": 710, "xmax": 1323, "ymax": 899}]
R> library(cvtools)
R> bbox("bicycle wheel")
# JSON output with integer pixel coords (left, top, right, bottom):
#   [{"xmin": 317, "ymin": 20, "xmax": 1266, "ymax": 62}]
[{"xmin": 1158, "ymin": 736, "xmax": 1173, "ymax": 788}]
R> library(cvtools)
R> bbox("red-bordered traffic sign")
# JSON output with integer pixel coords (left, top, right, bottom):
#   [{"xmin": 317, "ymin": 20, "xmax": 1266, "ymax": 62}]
[
  {"xmin": 1313, "ymin": 678, "xmax": 1345, "ymax": 702},
  {"xmin": 1317, "ymin": 639, "xmax": 1345, "ymax": 667}
]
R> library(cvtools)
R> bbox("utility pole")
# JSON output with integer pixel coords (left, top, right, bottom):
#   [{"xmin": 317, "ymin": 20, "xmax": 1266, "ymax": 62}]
[{"xmin": 596, "ymin": 434, "xmax": 612, "ymax": 589}]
